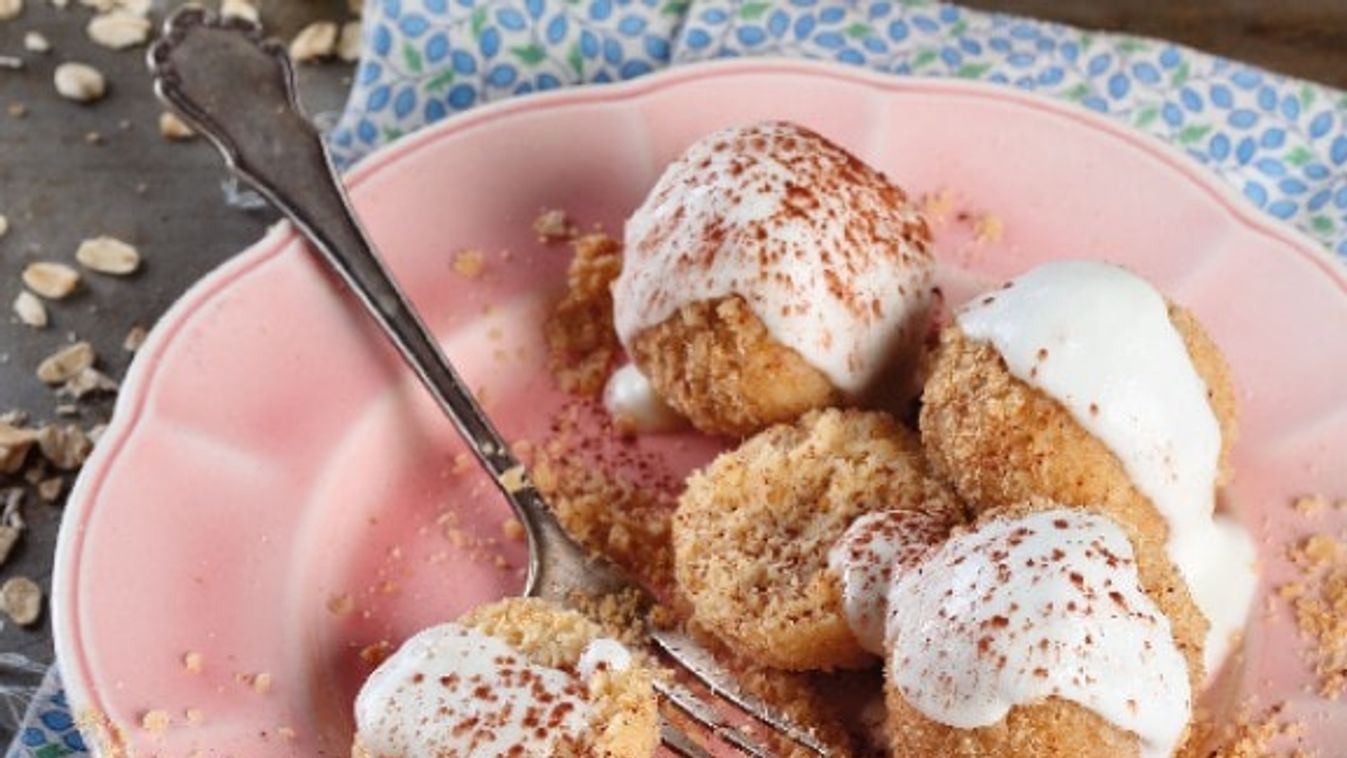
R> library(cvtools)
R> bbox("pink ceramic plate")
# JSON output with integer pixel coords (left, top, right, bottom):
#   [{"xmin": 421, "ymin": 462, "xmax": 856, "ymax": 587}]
[{"xmin": 55, "ymin": 59, "xmax": 1347, "ymax": 756}]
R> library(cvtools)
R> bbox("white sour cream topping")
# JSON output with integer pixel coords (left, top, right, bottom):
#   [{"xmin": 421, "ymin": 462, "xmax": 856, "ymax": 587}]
[
  {"xmin": 957, "ymin": 260, "xmax": 1256, "ymax": 674},
  {"xmin": 1181, "ymin": 515, "xmax": 1259, "ymax": 674},
  {"xmin": 603, "ymin": 363, "xmax": 686, "ymax": 433},
  {"xmin": 828, "ymin": 509, "xmax": 954, "ymax": 654},
  {"xmin": 888, "ymin": 509, "xmax": 1191, "ymax": 758},
  {"xmin": 614, "ymin": 121, "xmax": 934, "ymax": 395},
  {"xmin": 578, "ymin": 637, "xmax": 634, "ymax": 680},
  {"xmin": 354, "ymin": 623, "xmax": 629, "ymax": 757}
]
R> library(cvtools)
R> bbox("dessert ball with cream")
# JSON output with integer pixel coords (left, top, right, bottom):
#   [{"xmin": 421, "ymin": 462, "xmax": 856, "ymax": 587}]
[
  {"xmin": 919, "ymin": 260, "xmax": 1255, "ymax": 679},
  {"xmin": 873, "ymin": 505, "xmax": 1196, "ymax": 758},
  {"xmin": 673, "ymin": 408, "xmax": 963, "ymax": 671},
  {"xmin": 611, "ymin": 121, "xmax": 936, "ymax": 436},
  {"xmin": 352, "ymin": 598, "xmax": 658, "ymax": 758}
]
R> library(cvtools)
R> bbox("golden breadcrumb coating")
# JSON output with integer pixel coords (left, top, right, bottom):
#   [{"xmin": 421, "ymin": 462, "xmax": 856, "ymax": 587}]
[
  {"xmin": 884, "ymin": 499, "xmax": 1198, "ymax": 758},
  {"xmin": 546, "ymin": 233, "xmax": 625, "ymax": 396},
  {"xmin": 918, "ymin": 305, "xmax": 1237, "ymax": 681},
  {"xmin": 885, "ymin": 686, "xmax": 1143, "ymax": 758},
  {"xmin": 354, "ymin": 598, "xmax": 659, "ymax": 758},
  {"xmin": 631, "ymin": 296, "xmax": 840, "ymax": 436},
  {"xmin": 674, "ymin": 408, "xmax": 963, "ymax": 671},
  {"xmin": 532, "ymin": 439, "xmax": 677, "ymax": 595},
  {"xmin": 1164, "ymin": 305, "xmax": 1238, "ymax": 485}
]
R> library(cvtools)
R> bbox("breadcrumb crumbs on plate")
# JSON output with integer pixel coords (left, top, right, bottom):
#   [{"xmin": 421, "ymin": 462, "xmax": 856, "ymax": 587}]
[
  {"xmin": 544, "ymin": 232, "xmax": 624, "ymax": 396},
  {"xmin": 452, "ymin": 249, "xmax": 485, "ymax": 278},
  {"xmin": 501, "ymin": 516, "xmax": 525, "ymax": 542},
  {"xmin": 182, "ymin": 651, "xmax": 203, "ymax": 673},
  {"xmin": 140, "ymin": 709, "xmax": 171, "ymax": 733},
  {"xmin": 359, "ymin": 640, "xmax": 391, "ymax": 667},
  {"xmin": 499, "ymin": 463, "xmax": 527, "ymax": 493},
  {"xmin": 1293, "ymin": 494, "xmax": 1330, "ymax": 516},
  {"xmin": 185, "ymin": 708, "xmax": 204, "ymax": 724},
  {"xmin": 532, "ymin": 430, "xmax": 676, "ymax": 593},
  {"xmin": 917, "ymin": 188, "xmax": 957, "ymax": 224},
  {"xmin": 445, "ymin": 526, "xmax": 468, "ymax": 548},
  {"xmin": 327, "ymin": 592, "xmax": 354, "ymax": 615},
  {"xmin": 1198, "ymin": 702, "xmax": 1309, "ymax": 757},
  {"xmin": 1283, "ymin": 530, "xmax": 1347, "ymax": 698},
  {"xmin": 252, "ymin": 671, "xmax": 273, "ymax": 693},
  {"xmin": 533, "ymin": 208, "xmax": 577, "ymax": 242},
  {"xmin": 451, "ymin": 451, "xmax": 474, "ymax": 474},
  {"xmin": 972, "ymin": 214, "xmax": 1004, "ymax": 244},
  {"xmin": 1288, "ymin": 533, "xmax": 1344, "ymax": 570}
]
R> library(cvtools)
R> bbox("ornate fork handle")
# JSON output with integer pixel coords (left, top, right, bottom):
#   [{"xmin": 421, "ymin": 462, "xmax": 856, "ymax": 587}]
[{"xmin": 147, "ymin": 7, "xmax": 619, "ymax": 603}]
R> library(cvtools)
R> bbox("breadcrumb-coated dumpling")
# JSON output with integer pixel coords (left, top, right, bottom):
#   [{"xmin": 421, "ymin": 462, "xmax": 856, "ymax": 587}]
[
  {"xmin": 884, "ymin": 503, "xmax": 1197, "ymax": 758},
  {"xmin": 919, "ymin": 300, "xmax": 1238, "ymax": 681},
  {"xmin": 614, "ymin": 121, "xmax": 935, "ymax": 436},
  {"xmin": 353, "ymin": 598, "xmax": 659, "ymax": 758},
  {"xmin": 673, "ymin": 408, "xmax": 963, "ymax": 671}
]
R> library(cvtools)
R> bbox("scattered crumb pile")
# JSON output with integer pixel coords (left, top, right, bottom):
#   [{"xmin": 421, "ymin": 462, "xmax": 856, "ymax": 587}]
[
  {"xmin": 533, "ymin": 209, "xmax": 685, "ymax": 591},
  {"xmin": 544, "ymin": 222, "xmax": 625, "ymax": 396},
  {"xmin": 1281, "ymin": 501, "xmax": 1347, "ymax": 699},
  {"xmin": 532, "ymin": 402, "xmax": 679, "ymax": 595},
  {"xmin": 1198, "ymin": 702, "xmax": 1310, "ymax": 758}
]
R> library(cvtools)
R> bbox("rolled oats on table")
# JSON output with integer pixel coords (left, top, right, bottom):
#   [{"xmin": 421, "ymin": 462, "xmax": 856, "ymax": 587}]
[
  {"xmin": 86, "ymin": 10, "xmax": 151, "ymax": 49},
  {"xmin": 289, "ymin": 20, "xmax": 337, "ymax": 63},
  {"xmin": 53, "ymin": 62, "xmax": 107, "ymax": 103},
  {"xmin": 35, "ymin": 341, "xmax": 95, "ymax": 385},
  {"xmin": 1, "ymin": 576, "xmax": 42, "ymax": 626},
  {"xmin": 12, "ymin": 291, "xmax": 48, "ymax": 328},
  {"xmin": 76, "ymin": 236, "xmax": 141, "ymax": 275},
  {"xmin": 22, "ymin": 262, "xmax": 81, "ymax": 299}
]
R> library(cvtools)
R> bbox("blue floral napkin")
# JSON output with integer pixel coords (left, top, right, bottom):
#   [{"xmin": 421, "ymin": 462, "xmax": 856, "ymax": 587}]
[
  {"xmin": 11, "ymin": 0, "xmax": 1347, "ymax": 754},
  {"xmin": 329, "ymin": 0, "xmax": 1347, "ymax": 258}
]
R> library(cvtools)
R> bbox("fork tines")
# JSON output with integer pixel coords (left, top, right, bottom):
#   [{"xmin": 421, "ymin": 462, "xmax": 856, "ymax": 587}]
[
  {"xmin": 649, "ymin": 629, "xmax": 832, "ymax": 757},
  {"xmin": 654, "ymin": 629, "xmax": 832, "ymax": 756}
]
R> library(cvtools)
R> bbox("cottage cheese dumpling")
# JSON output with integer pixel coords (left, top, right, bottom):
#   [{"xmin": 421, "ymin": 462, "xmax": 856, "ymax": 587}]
[
  {"xmin": 883, "ymin": 506, "xmax": 1195, "ymax": 758},
  {"xmin": 612, "ymin": 121, "xmax": 935, "ymax": 435},
  {"xmin": 673, "ymin": 408, "xmax": 962, "ymax": 671},
  {"xmin": 352, "ymin": 598, "xmax": 658, "ymax": 758},
  {"xmin": 920, "ymin": 260, "xmax": 1254, "ymax": 678}
]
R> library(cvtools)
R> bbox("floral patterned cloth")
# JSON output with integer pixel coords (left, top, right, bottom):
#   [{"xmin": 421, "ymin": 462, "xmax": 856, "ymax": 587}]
[
  {"xmin": 10, "ymin": 1, "xmax": 1347, "ymax": 755},
  {"xmin": 329, "ymin": 0, "xmax": 1347, "ymax": 258}
]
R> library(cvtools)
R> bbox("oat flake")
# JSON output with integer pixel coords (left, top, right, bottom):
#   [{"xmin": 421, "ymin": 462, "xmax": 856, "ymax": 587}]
[
  {"xmin": 22, "ymin": 261, "xmax": 81, "ymax": 299},
  {"xmin": 158, "ymin": 111, "xmax": 195, "ymax": 141},
  {"xmin": 338, "ymin": 20, "xmax": 362, "ymax": 62},
  {"xmin": 53, "ymin": 62, "xmax": 107, "ymax": 102},
  {"xmin": 0, "ymin": 576, "xmax": 42, "ymax": 626},
  {"xmin": 13, "ymin": 291, "xmax": 48, "ymax": 328},
  {"xmin": 220, "ymin": 0, "xmax": 259, "ymax": 24},
  {"xmin": 36, "ymin": 341, "xmax": 94, "ymax": 384},
  {"xmin": 289, "ymin": 21, "xmax": 337, "ymax": 63},
  {"xmin": 76, "ymin": 235, "xmax": 140, "ymax": 275},
  {"xmin": 87, "ymin": 10, "xmax": 150, "ymax": 49},
  {"xmin": 23, "ymin": 31, "xmax": 50, "ymax": 52}
]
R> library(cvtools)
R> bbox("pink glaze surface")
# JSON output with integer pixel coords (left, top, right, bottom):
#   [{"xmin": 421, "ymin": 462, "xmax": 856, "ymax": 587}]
[{"xmin": 53, "ymin": 59, "xmax": 1347, "ymax": 755}]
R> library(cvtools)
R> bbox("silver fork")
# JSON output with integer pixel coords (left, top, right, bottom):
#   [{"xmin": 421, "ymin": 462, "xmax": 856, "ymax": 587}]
[{"xmin": 147, "ymin": 9, "xmax": 830, "ymax": 757}]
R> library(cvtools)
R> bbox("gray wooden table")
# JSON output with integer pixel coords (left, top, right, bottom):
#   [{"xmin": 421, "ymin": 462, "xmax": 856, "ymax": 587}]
[{"xmin": 0, "ymin": 0, "xmax": 1343, "ymax": 741}]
